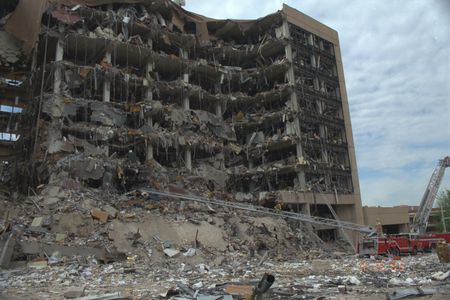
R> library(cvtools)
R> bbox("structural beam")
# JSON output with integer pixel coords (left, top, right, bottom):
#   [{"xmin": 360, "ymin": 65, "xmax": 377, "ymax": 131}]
[
  {"xmin": 278, "ymin": 20, "xmax": 306, "ymax": 190},
  {"xmin": 145, "ymin": 47, "xmax": 154, "ymax": 160},
  {"xmin": 53, "ymin": 38, "xmax": 64, "ymax": 94},
  {"xmin": 102, "ymin": 50, "xmax": 111, "ymax": 103}
]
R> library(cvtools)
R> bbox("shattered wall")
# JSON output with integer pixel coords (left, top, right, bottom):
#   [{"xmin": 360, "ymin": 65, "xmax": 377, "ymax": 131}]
[{"xmin": 3, "ymin": 0, "xmax": 364, "ymax": 232}]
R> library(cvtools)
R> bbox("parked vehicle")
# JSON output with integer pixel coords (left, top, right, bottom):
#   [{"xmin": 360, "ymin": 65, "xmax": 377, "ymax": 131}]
[
  {"xmin": 418, "ymin": 233, "xmax": 450, "ymax": 252},
  {"xmin": 358, "ymin": 234, "xmax": 429, "ymax": 256},
  {"xmin": 358, "ymin": 157, "xmax": 450, "ymax": 256}
]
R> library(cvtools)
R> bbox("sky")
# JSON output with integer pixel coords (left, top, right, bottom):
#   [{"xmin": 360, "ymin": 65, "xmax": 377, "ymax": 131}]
[{"xmin": 184, "ymin": 0, "xmax": 450, "ymax": 207}]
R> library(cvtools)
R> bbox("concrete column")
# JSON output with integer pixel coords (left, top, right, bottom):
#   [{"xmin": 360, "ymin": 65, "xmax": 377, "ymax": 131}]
[
  {"xmin": 182, "ymin": 97, "xmax": 190, "ymax": 110},
  {"xmin": 103, "ymin": 50, "xmax": 112, "ymax": 102},
  {"xmin": 316, "ymin": 99, "xmax": 328, "ymax": 163},
  {"xmin": 53, "ymin": 38, "xmax": 64, "ymax": 94},
  {"xmin": 180, "ymin": 49, "xmax": 190, "ymax": 110},
  {"xmin": 145, "ymin": 62, "xmax": 154, "ymax": 101},
  {"xmin": 145, "ymin": 53, "xmax": 154, "ymax": 160},
  {"xmin": 185, "ymin": 147, "xmax": 192, "ymax": 171},
  {"xmin": 146, "ymin": 117, "xmax": 153, "ymax": 160},
  {"xmin": 279, "ymin": 21, "xmax": 306, "ymax": 189},
  {"xmin": 182, "ymin": 73, "xmax": 189, "ymax": 83},
  {"xmin": 303, "ymin": 203, "xmax": 311, "ymax": 215},
  {"xmin": 316, "ymin": 99, "xmax": 330, "ymax": 187},
  {"xmin": 215, "ymin": 102, "xmax": 222, "ymax": 117},
  {"xmin": 248, "ymin": 159, "xmax": 254, "ymax": 170},
  {"xmin": 248, "ymin": 158, "xmax": 256, "ymax": 191}
]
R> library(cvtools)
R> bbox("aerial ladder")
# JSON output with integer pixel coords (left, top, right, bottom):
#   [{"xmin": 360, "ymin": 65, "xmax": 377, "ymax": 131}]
[
  {"xmin": 411, "ymin": 156, "xmax": 450, "ymax": 234},
  {"xmin": 142, "ymin": 188, "xmax": 374, "ymax": 234}
]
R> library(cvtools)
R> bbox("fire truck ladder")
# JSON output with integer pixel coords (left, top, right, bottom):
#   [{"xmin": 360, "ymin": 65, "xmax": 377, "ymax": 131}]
[
  {"xmin": 143, "ymin": 188, "xmax": 374, "ymax": 234},
  {"xmin": 411, "ymin": 156, "xmax": 450, "ymax": 234}
]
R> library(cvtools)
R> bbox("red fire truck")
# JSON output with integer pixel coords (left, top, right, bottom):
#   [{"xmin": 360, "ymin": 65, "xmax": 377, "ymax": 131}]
[
  {"xmin": 358, "ymin": 233, "xmax": 450, "ymax": 256},
  {"xmin": 358, "ymin": 234, "xmax": 427, "ymax": 256},
  {"xmin": 358, "ymin": 157, "xmax": 450, "ymax": 256},
  {"xmin": 418, "ymin": 233, "xmax": 450, "ymax": 251}
]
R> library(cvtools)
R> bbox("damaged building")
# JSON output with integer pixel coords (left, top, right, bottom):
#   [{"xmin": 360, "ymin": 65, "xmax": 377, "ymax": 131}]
[{"xmin": 1, "ymin": 0, "xmax": 363, "ymax": 241}]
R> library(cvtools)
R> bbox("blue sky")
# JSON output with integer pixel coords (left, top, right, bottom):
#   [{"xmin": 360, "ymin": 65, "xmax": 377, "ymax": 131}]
[{"xmin": 184, "ymin": 0, "xmax": 450, "ymax": 206}]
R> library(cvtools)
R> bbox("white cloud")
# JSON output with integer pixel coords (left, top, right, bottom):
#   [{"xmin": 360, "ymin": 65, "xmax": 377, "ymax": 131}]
[{"xmin": 184, "ymin": 0, "xmax": 450, "ymax": 206}]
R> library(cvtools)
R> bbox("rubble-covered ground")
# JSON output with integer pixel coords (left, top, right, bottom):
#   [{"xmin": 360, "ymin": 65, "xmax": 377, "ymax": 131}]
[
  {"xmin": 1, "ymin": 184, "xmax": 450, "ymax": 299},
  {"xmin": 1, "ymin": 246, "xmax": 450, "ymax": 299}
]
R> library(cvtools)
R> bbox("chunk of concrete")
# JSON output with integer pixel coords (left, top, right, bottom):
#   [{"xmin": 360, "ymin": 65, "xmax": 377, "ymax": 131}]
[
  {"xmin": 43, "ymin": 185, "xmax": 61, "ymax": 197},
  {"xmin": 431, "ymin": 271, "xmax": 450, "ymax": 281},
  {"xmin": 70, "ymin": 292, "xmax": 130, "ymax": 300},
  {"xmin": 0, "ymin": 233, "xmax": 16, "ymax": 268},
  {"xmin": 103, "ymin": 205, "xmax": 118, "ymax": 218},
  {"xmin": 91, "ymin": 209, "xmax": 109, "ymax": 223},
  {"xmin": 30, "ymin": 217, "xmax": 44, "ymax": 227},
  {"xmin": 52, "ymin": 213, "xmax": 94, "ymax": 237},
  {"xmin": 19, "ymin": 241, "xmax": 106, "ymax": 259},
  {"xmin": 82, "ymin": 198, "xmax": 96, "ymax": 210},
  {"xmin": 28, "ymin": 260, "xmax": 48, "ymax": 269},
  {"xmin": 55, "ymin": 233, "xmax": 66, "ymax": 242},
  {"xmin": 43, "ymin": 197, "xmax": 61, "ymax": 206},
  {"xmin": 64, "ymin": 287, "xmax": 86, "ymax": 298},
  {"xmin": 163, "ymin": 248, "xmax": 180, "ymax": 257},
  {"xmin": 223, "ymin": 285, "xmax": 254, "ymax": 298}
]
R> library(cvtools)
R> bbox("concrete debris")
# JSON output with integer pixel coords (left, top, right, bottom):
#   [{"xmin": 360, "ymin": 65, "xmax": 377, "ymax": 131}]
[
  {"xmin": 72, "ymin": 292, "xmax": 130, "ymax": 300},
  {"xmin": 55, "ymin": 233, "xmax": 67, "ymax": 242},
  {"xmin": 91, "ymin": 209, "xmax": 109, "ymax": 223},
  {"xmin": 30, "ymin": 216, "xmax": 44, "ymax": 227},
  {"xmin": 64, "ymin": 286, "xmax": 86, "ymax": 299},
  {"xmin": 163, "ymin": 248, "xmax": 180, "ymax": 258},
  {"xmin": 431, "ymin": 271, "xmax": 450, "ymax": 281},
  {"xmin": 0, "ymin": 31, "xmax": 23, "ymax": 67},
  {"xmin": 2, "ymin": 186, "xmax": 450, "ymax": 299},
  {"xmin": 223, "ymin": 285, "xmax": 254, "ymax": 298},
  {"xmin": 386, "ymin": 287, "xmax": 437, "ymax": 300},
  {"xmin": 0, "ymin": 232, "xmax": 15, "ymax": 268},
  {"xmin": 27, "ymin": 260, "xmax": 48, "ymax": 269},
  {"xmin": 183, "ymin": 248, "xmax": 196, "ymax": 257},
  {"xmin": 103, "ymin": 205, "xmax": 118, "ymax": 219}
]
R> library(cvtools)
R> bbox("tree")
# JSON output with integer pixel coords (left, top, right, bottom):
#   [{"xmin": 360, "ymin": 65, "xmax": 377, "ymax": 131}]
[{"xmin": 436, "ymin": 189, "xmax": 450, "ymax": 232}]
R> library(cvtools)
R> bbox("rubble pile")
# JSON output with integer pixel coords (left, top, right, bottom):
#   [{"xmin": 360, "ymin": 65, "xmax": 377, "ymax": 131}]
[
  {"xmin": 0, "ymin": 182, "xmax": 351, "ymax": 299},
  {"xmin": 0, "ymin": 181, "xmax": 334, "ymax": 264},
  {"xmin": 1, "ymin": 200, "xmax": 450, "ymax": 300},
  {"xmin": 2, "ymin": 184, "xmax": 450, "ymax": 299}
]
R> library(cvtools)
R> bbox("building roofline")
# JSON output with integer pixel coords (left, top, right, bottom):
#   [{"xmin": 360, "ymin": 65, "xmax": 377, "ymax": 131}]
[{"xmin": 281, "ymin": 4, "xmax": 339, "ymax": 44}]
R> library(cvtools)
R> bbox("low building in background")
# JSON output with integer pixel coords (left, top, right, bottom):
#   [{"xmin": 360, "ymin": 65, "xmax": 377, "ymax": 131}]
[{"xmin": 362, "ymin": 206, "xmax": 410, "ymax": 234}]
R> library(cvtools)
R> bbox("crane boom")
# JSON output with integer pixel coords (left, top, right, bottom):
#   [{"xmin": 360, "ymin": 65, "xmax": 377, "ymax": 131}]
[{"xmin": 411, "ymin": 156, "xmax": 450, "ymax": 234}]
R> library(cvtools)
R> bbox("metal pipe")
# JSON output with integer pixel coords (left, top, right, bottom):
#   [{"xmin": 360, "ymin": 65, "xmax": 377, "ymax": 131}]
[{"xmin": 253, "ymin": 273, "xmax": 275, "ymax": 299}]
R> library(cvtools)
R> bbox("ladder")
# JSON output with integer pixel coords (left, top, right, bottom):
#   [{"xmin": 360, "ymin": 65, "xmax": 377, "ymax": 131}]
[
  {"xmin": 323, "ymin": 192, "xmax": 356, "ymax": 252},
  {"xmin": 142, "ymin": 188, "xmax": 374, "ymax": 234},
  {"xmin": 412, "ymin": 156, "xmax": 450, "ymax": 234},
  {"xmin": 308, "ymin": 187, "xmax": 357, "ymax": 251}
]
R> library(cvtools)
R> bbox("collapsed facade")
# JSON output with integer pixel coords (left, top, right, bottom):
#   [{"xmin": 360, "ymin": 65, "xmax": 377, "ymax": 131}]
[{"xmin": 0, "ymin": 0, "xmax": 363, "ymax": 240}]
